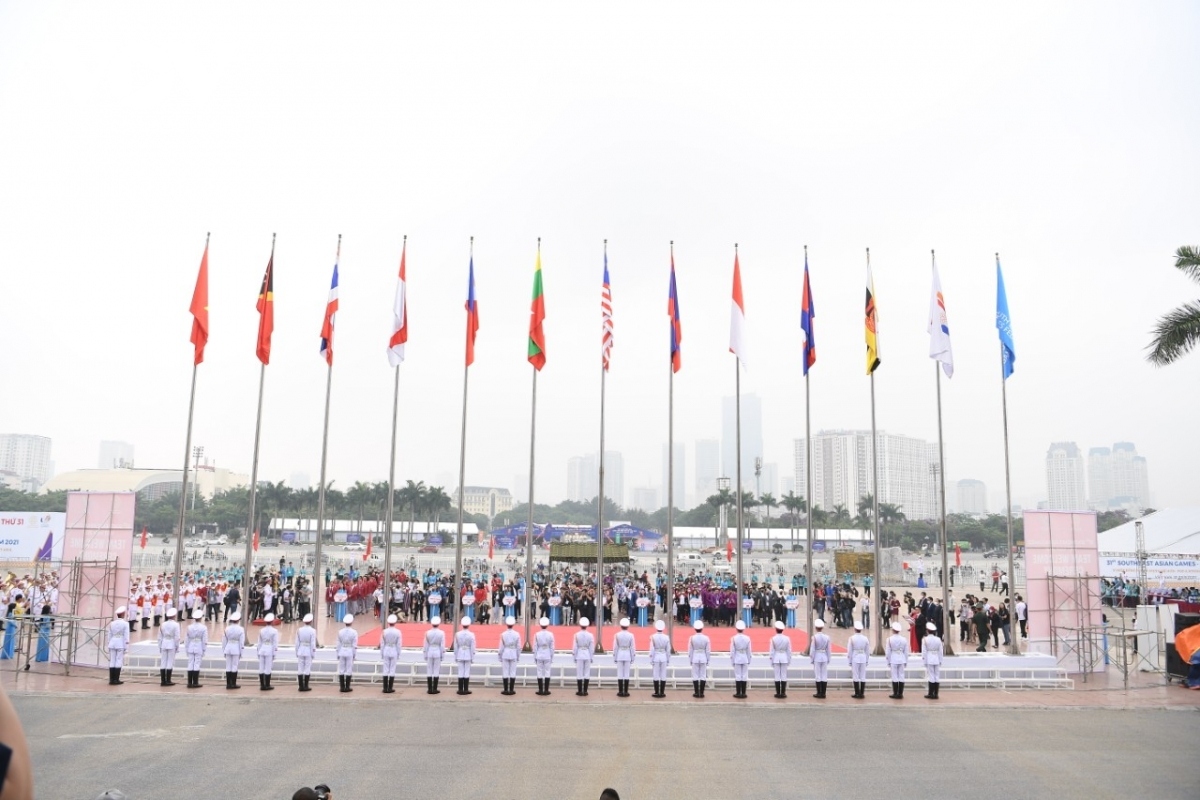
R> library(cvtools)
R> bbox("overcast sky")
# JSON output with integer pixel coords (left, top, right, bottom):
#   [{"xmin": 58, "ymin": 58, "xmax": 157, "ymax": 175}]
[{"xmin": 2, "ymin": 2, "xmax": 1198, "ymax": 513}]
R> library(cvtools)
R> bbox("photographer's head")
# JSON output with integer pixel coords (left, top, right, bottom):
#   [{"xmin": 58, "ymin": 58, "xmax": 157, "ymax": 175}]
[{"xmin": 292, "ymin": 786, "xmax": 331, "ymax": 800}]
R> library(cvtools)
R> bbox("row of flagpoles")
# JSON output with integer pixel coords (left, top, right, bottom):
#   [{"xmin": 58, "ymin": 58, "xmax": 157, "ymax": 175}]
[{"xmin": 170, "ymin": 235, "xmax": 1019, "ymax": 657}]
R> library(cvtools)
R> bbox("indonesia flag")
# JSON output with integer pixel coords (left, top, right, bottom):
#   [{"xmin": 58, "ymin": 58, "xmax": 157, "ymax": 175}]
[
  {"xmin": 729, "ymin": 249, "xmax": 748, "ymax": 367},
  {"xmin": 319, "ymin": 262, "xmax": 339, "ymax": 366},
  {"xmin": 388, "ymin": 238, "xmax": 408, "ymax": 366}
]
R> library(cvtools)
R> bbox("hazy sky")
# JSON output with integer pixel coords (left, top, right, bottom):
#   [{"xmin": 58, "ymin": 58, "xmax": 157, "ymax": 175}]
[{"xmin": 2, "ymin": 3, "xmax": 1198, "ymax": 512}]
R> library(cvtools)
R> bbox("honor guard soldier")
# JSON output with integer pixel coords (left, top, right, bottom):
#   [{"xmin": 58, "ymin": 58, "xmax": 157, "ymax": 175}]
[
  {"xmin": 847, "ymin": 621, "xmax": 870, "ymax": 699},
  {"xmin": 533, "ymin": 617, "xmax": 555, "ymax": 696},
  {"xmin": 108, "ymin": 607, "xmax": 129, "ymax": 685},
  {"xmin": 573, "ymin": 617, "xmax": 595, "ymax": 696},
  {"xmin": 650, "ymin": 619, "xmax": 670, "ymax": 698},
  {"xmin": 688, "ymin": 620, "xmax": 711, "ymax": 698},
  {"xmin": 613, "ymin": 618, "xmax": 636, "ymax": 698},
  {"xmin": 810, "ymin": 618, "xmax": 831, "ymax": 699},
  {"xmin": 222, "ymin": 612, "xmax": 245, "ymax": 690},
  {"xmin": 499, "ymin": 616, "xmax": 521, "ymax": 696},
  {"xmin": 454, "ymin": 616, "xmax": 476, "ymax": 695},
  {"xmin": 337, "ymin": 614, "xmax": 359, "ymax": 692},
  {"xmin": 423, "ymin": 617, "xmax": 445, "ymax": 694},
  {"xmin": 921, "ymin": 621, "xmax": 944, "ymax": 699},
  {"xmin": 185, "ymin": 609, "xmax": 207, "ymax": 689},
  {"xmin": 295, "ymin": 613, "xmax": 316, "ymax": 692},
  {"xmin": 886, "ymin": 620, "xmax": 910, "ymax": 699},
  {"xmin": 769, "ymin": 620, "xmax": 792, "ymax": 698},
  {"xmin": 257, "ymin": 613, "xmax": 279, "ymax": 691},
  {"xmin": 730, "ymin": 620, "xmax": 752, "ymax": 699},
  {"xmin": 158, "ymin": 608, "xmax": 181, "ymax": 686},
  {"xmin": 380, "ymin": 614, "xmax": 402, "ymax": 694}
]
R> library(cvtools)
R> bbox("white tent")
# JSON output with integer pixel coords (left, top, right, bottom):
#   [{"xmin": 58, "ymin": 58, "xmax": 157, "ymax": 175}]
[{"xmin": 1097, "ymin": 508, "xmax": 1200, "ymax": 555}]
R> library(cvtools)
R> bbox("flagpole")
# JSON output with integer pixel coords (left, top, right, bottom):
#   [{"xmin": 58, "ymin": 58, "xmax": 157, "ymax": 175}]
[
  {"xmin": 868, "ymin": 247, "xmax": 884, "ymax": 656},
  {"xmin": 453, "ymin": 238, "xmax": 473, "ymax": 646},
  {"xmin": 735, "ymin": 350, "xmax": 744, "ymax": 625},
  {"xmin": 310, "ymin": 235, "xmax": 340, "ymax": 641},
  {"xmin": 999, "ymin": 252, "xmax": 1019, "ymax": 656},
  {"xmin": 666, "ymin": 241, "xmax": 677, "ymax": 654},
  {"xmin": 173, "ymin": 360, "xmax": 198, "ymax": 612},
  {"xmin": 596, "ymin": 240, "xmax": 608, "ymax": 653},
  {"xmin": 173, "ymin": 231, "xmax": 208, "ymax": 611},
  {"xmin": 382, "ymin": 363, "xmax": 400, "ymax": 631},
  {"xmin": 802, "ymin": 245, "xmax": 815, "ymax": 654},
  {"xmin": 934, "ymin": 362, "xmax": 954, "ymax": 657},
  {"xmin": 242, "ymin": 232, "xmax": 274, "ymax": 627},
  {"xmin": 524, "ymin": 368, "xmax": 538, "ymax": 648}
]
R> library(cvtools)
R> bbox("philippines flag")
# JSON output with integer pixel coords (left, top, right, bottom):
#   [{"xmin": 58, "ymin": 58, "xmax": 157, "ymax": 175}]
[
  {"xmin": 388, "ymin": 239, "xmax": 408, "ymax": 366},
  {"xmin": 729, "ymin": 250, "xmax": 748, "ymax": 366},
  {"xmin": 801, "ymin": 252, "xmax": 816, "ymax": 375},
  {"xmin": 601, "ymin": 251, "xmax": 613, "ymax": 371},
  {"xmin": 928, "ymin": 258, "xmax": 954, "ymax": 378},
  {"xmin": 319, "ymin": 262, "xmax": 339, "ymax": 366},
  {"xmin": 668, "ymin": 248, "xmax": 682, "ymax": 373}
]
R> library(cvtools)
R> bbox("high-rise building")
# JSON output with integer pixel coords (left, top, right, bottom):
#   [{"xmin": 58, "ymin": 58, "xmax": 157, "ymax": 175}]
[
  {"xmin": 956, "ymin": 479, "xmax": 987, "ymax": 515},
  {"xmin": 0, "ymin": 434, "xmax": 51, "ymax": 492},
  {"xmin": 794, "ymin": 430, "xmax": 939, "ymax": 520},
  {"xmin": 722, "ymin": 393, "xmax": 763, "ymax": 493},
  {"xmin": 1103, "ymin": 442, "xmax": 1150, "ymax": 511},
  {"xmin": 1087, "ymin": 447, "xmax": 1114, "ymax": 510},
  {"xmin": 1045, "ymin": 442, "xmax": 1087, "ymax": 511},
  {"xmin": 630, "ymin": 486, "xmax": 659, "ymax": 512},
  {"xmin": 695, "ymin": 439, "xmax": 720, "ymax": 501},
  {"xmin": 661, "ymin": 442, "xmax": 686, "ymax": 510},
  {"xmin": 454, "ymin": 486, "xmax": 514, "ymax": 521},
  {"xmin": 759, "ymin": 462, "xmax": 779, "ymax": 499},
  {"xmin": 98, "ymin": 440, "xmax": 135, "ymax": 469},
  {"xmin": 567, "ymin": 452, "xmax": 624, "ymax": 508}
]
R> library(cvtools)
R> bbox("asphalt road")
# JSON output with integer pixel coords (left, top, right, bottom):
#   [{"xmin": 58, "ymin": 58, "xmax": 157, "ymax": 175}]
[{"xmin": 13, "ymin": 693, "xmax": 1198, "ymax": 799}]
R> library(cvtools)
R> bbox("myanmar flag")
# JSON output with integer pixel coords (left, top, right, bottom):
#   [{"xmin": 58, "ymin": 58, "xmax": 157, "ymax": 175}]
[{"xmin": 528, "ymin": 245, "xmax": 546, "ymax": 370}]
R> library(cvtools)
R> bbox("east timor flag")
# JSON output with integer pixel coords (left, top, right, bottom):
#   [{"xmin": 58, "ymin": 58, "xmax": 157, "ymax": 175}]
[{"xmin": 256, "ymin": 249, "xmax": 275, "ymax": 365}]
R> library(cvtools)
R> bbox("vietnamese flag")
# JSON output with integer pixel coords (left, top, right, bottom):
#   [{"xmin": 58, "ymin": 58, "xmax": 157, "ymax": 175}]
[
  {"xmin": 256, "ymin": 242, "xmax": 275, "ymax": 365},
  {"xmin": 364, "ymin": 535, "xmax": 372, "ymax": 562},
  {"xmin": 954, "ymin": 543, "xmax": 962, "ymax": 567},
  {"xmin": 139, "ymin": 526, "xmax": 148, "ymax": 550},
  {"xmin": 488, "ymin": 535, "xmax": 494, "ymax": 560},
  {"xmin": 190, "ymin": 236, "xmax": 210, "ymax": 365},
  {"xmin": 726, "ymin": 537, "xmax": 733, "ymax": 563},
  {"xmin": 528, "ymin": 242, "xmax": 546, "ymax": 370},
  {"xmin": 252, "ymin": 529, "xmax": 260, "ymax": 552}
]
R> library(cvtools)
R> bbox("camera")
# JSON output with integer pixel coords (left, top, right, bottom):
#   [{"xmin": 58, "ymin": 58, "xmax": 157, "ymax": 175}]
[{"xmin": 314, "ymin": 785, "xmax": 331, "ymax": 800}]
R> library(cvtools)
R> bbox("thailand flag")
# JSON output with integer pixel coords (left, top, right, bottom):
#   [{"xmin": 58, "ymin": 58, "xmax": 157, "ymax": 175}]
[{"xmin": 320, "ymin": 263, "xmax": 339, "ymax": 366}]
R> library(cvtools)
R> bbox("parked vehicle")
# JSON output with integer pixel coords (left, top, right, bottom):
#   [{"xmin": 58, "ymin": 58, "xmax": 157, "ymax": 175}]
[
  {"xmin": 343, "ymin": 543, "xmax": 365, "ymax": 552},
  {"xmin": 419, "ymin": 545, "xmax": 439, "ymax": 554}
]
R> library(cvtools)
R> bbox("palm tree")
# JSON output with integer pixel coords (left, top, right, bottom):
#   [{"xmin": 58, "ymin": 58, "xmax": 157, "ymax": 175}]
[
  {"xmin": 1148, "ymin": 246, "xmax": 1200, "ymax": 365},
  {"xmin": 831, "ymin": 504, "xmax": 850, "ymax": 529},
  {"xmin": 856, "ymin": 493, "xmax": 875, "ymax": 528},
  {"xmin": 759, "ymin": 492, "xmax": 778, "ymax": 530},
  {"xmin": 706, "ymin": 488, "xmax": 734, "ymax": 543},
  {"xmin": 346, "ymin": 481, "xmax": 373, "ymax": 535},
  {"xmin": 401, "ymin": 480, "xmax": 427, "ymax": 543},
  {"xmin": 426, "ymin": 486, "xmax": 452, "ymax": 531}
]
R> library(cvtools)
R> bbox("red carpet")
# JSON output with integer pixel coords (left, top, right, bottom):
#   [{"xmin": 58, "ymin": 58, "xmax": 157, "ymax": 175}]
[{"xmin": 357, "ymin": 622, "xmax": 841, "ymax": 654}]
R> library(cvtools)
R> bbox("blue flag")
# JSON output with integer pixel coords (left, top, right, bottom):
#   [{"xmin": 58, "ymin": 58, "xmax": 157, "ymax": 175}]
[
  {"xmin": 996, "ymin": 259, "xmax": 1015, "ymax": 379},
  {"xmin": 800, "ymin": 253, "xmax": 816, "ymax": 375}
]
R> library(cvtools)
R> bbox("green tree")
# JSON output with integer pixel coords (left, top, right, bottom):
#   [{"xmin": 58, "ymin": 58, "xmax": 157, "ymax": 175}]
[
  {"xmin": 1147, "ymin": 245, "xmax": 1200, "ymax": 365},
  {"xmin": 831, "ymin": 504, "xmax": 850, "ymax": 529},
  {"xmin": 759, "ymin": 492, "xmax": 777, "ymax": 530}
]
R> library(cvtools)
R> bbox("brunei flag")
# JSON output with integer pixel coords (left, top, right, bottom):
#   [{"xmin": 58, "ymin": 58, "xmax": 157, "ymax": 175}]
[
  {"xmin": 528, "ymin": 244, "xmax": 546, "ymax": 370},
  {"xmin": 256, "ymin": 252, "xmax": 275, "ymax": 365},
  {"xmin": 865, "ymin": 261, "xmax": 880, "ymax": 374}
]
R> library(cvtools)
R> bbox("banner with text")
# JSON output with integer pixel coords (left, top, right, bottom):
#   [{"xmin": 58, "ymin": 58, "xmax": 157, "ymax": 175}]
[{"xmin": 0, "ymin": 512, "xmax": 65, "ymax": 562}]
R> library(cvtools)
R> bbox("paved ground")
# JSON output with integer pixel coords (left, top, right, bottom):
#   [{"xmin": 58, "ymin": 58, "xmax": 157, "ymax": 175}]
[{"xmin": 10, "ymin": 676, "xmax": 1200, "ymax": 799}]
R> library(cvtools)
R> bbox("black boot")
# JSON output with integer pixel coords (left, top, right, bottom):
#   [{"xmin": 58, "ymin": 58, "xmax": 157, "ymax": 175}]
[
  {"xmin": 426, "ymin": 677, "xmax": 435, "ymax": 694},
  {"xmin": 700, "ymin": 680, "xmax": 706, "ymax": 697},
  {"xmin": 890, "ymin": 681, "xmax": 900, "ymax": 699},
  {"xmin": 779, "ymin": 680, "xmax": 787, "ymax": 698},
  {"xmin": 384, "ymin": 677, "xmax": 394, "ymax": 693},
  {"xmin": 461, "ymin": 677, "xmax": 471, "ymax": 695},
  {"xmin": 582, "ymin": 679, "xmax": 589, "ymax": 696},
  {"xmin": 258, "ymin": 674, "xmax": 266, "ymax": 690},
  {"xmin": 264, "ymin": 674, "xmax": 274, "ymax": 691},
  {"xmin": 853, "ymin": 681, "xmax": 862, "ymax": 698},
  {"xmin": 165, "ymin": 669, "xmax": 176, "ymax": 687},
  {"xmin": 819, "ymin": 681, "xmax": 827, "ymax": 698},
  {"xmin": 432, "ymin": 677, "xmax": 440, "ymax": 694},
  {"xmin": 109, "ymin": 667, "xmax": 123, "ymax": 686},
  {"xmin": 933, "ymin": 683, "xmax": 939, "ymax": 699},
  {"xmin": 345, "ymin": 675, "xmax": 353, "ymax": 693},
  {"xmin": 159, "ymin": 669, "xmax": 168, "ymax": 687},
  {"xmin": 773, "ymin": 680, "xmax": 781, "ymax": 698},
  {"xmin": 300, "ymin": 675, "xmax": 307, "ymax": 691},
  {"xmin": 693, "ymin": 680, "xmax": 700, "ymax": 698},
  {"xmin": 302, "ymin": 675, "xmax": 312, "ymax": 692},
  {"xmin": 897, "ymin": 682, "xmax": 904, "ymax": 699},
  {"xmin": 924, "ymin": 683, "xmax": 935, "ymax": 699}
]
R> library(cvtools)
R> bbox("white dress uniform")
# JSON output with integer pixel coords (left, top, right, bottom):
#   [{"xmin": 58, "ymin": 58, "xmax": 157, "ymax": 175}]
[
  {"xmin": 222, "ymin": 621, "xmax": 245, "ymax": 689},
  {"xmin": 423, "ymin": 625, "xmax": 446, "ymax": 694},
  {"xmin": 336, "ymin": 625, "xmax": 359, "ymax": 691},
  {"xmin": 258, "ymin": 624, "xmax": 279, "ymax": 689},
  {"xmin": 847, "ymin": 631, "xmax": 871, "ymax": 697},
  {"xmin": 157, "ymin": 614, "xmax": 181, "ymax": 684},
  {"xmin": 185, "ymin": 615, "xmax": 208, "ymax": 688},
  {"xmin": 730, "ymin": 632, "xmax": 752, "ymax": 683},
  {"xmin": 533, "ymin": 624, "xmax": 555, "ymax": 695},
  {"xmin": 107, "ymin": 614, "xmax": 129, "ymax": 684},
  {"xmin": 295, "ymin": 622, "xmax": 317, "ymax": 687},
  {"xmin": 381, "ymin": 628, "xmax": 402, "ymax": 678},
  {"xmin": 769, "ymin": 629, "xmax": 793, "ymax": 684},
  {"xmin": 650, "ymin": 629, "xmax": 671, "ymax": 697},
  {"xmin": 687, "ymin": 630, "xmax": 711, "ymax": 697},
  {"xmin": 810, "ymin": 631, "xmax": 831, "ymax": 683},
  {"xmin": 454, "ymin": 626, "xmax": 477, "ymax": 695},
  {"xmin": 613, "ymin": 628, "xmax": 636, "ymax": 680},
  {"xmin": 886, "ymin": 630, "xmax": 910, "ymax": 698},
  {"xmin": 573, "ymin": 628, "xmax": 595, "ymax": 687},
  {"xmin": 921, "ymin": 631, "xmax": 944, "ymax": 698},
  {"xmin": 499, "ymin": 628, "xmax": 521, "ymax": 679}
]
